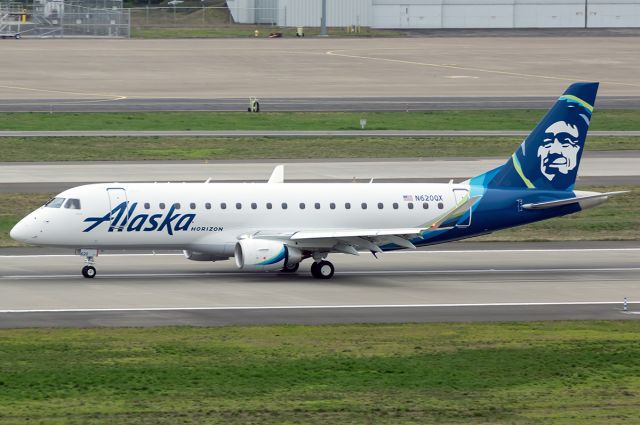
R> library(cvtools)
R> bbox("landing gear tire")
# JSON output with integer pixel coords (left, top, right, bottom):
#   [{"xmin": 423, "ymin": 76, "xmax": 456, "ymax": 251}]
[
  {"xmin": 310, "ymin": 260, "xmax": 334, "ymax": 279},
  {"xmin": 281, "ymin": 262, "xmax": 300, "ymax": 273},
  {"xmin": 82, "ymin": 265, "xmax": 96, "ymax": 279}
]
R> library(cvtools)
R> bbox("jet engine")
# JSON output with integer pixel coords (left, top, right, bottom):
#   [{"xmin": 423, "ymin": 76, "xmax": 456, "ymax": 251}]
[
  {"xmin": 183, "ymin": 250, "xmax": 229, "ymax": 262},
  {"xmin": 234, "ymin": 239, "xmax": 302, "ymax": 271}
]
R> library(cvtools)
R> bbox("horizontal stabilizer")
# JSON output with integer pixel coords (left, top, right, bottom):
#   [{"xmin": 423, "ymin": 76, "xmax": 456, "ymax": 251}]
[{"xmin": 522, "ymin": 191, "xmax": 628, "ymax": 210}]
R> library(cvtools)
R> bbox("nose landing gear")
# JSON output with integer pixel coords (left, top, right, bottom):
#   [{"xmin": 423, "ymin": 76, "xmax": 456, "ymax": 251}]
[{"xmin": 77, "ymin": 248, "xmax": 99, "ymax": 279}]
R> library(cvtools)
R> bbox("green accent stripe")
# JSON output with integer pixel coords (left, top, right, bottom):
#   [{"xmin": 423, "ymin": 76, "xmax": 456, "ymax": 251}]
[
  {"xmin": 559, "ymin": 95, "xmax": 593, "ymax": 113},
  {"xmin": 511, "ymin": 153, "xmax": 535, "ymax": 189}
]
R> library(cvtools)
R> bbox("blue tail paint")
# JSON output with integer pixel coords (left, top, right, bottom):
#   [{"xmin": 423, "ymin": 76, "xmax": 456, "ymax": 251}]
[{"xmin": 482, "ymin": 82, "xmax": 598, "ymax": 191}]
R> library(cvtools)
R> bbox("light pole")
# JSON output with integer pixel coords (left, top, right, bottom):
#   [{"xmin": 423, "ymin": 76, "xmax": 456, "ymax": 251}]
[{"xmin": 320, "ymin": 0, "xmax": 327, "ymax": 36}]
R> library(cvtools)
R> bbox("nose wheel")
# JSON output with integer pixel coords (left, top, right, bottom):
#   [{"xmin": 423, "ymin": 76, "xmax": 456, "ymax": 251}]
[
  {"xmin": 82, "ymin": 265, "xmax": 97, "ymax": 278},
  {"xmin": 310, "ymin": 260, "xmax": 334, "ymax": 279}
]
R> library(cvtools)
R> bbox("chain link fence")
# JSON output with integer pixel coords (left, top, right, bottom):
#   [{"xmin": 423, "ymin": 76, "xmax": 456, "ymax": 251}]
[{"xmin": 1, "ymin": 0, "xmax": 130, "ymax": 38}]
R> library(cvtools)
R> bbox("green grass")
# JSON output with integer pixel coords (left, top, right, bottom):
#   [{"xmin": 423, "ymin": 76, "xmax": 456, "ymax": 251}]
[
  {"xmin": 1, "ymin": 186, "xmax": 636, "ymax": 247},
  {"xmin": 0, "ymin": 322, "xmax": 639, "ymax": 424},
  {"xmin": 2, "ymin": 110, "xmax": 640, "ymax": 131},
  {"xmin": 1, "ymin": 136, "xmax": 638, "ymax": 162},
  {"xmin": 131, "ymin": 25, "xmax": 403, "ymax": 39}
]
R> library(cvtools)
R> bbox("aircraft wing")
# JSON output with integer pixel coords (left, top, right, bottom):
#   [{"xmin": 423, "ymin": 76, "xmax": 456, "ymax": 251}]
[{"xmin": 249, "ymin": 195, "xmax": 482, "ymax": 255}]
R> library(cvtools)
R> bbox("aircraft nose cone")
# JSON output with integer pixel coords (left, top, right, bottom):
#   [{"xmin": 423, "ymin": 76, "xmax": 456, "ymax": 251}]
[
  {"xmin": 9, "ymin": 220, "xmax": 27, "ymax": 242},
  {"xmin": 10, "ymin": 215, "xmax": 37, "ymax": 243}
]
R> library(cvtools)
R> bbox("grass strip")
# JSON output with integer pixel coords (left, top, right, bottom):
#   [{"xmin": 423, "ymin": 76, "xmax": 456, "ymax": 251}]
[
  {"xmin": 0, "ymin": 322, "xmax": 639, "ymax": 424},
  {"xmin": 1, "ymin": 186, "xmax": 636, "ymax": 247},
  {"xmin": 2, "ymin": 110, "xmax": 640, "ymax": 131},
  {"xmin": 1, "ymin": 136, "xmax": 638, "ymax": 162},
  {"xmin": 131, "ymin": 26, "xmax": 404, "ymax": 39}
]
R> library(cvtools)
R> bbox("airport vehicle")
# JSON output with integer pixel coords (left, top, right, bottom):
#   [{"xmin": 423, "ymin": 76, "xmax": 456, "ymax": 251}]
[{"xmin": 10, "ymin": 82, "xmax": 625, "ymax": 279}]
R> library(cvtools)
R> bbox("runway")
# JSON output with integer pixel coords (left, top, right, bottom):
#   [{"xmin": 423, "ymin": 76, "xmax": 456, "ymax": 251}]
[
  {"xmin": 1, "ymin": 156, "xmax": 637, "ymax": 187},
  {"xmin": 1, "ymin": 243, "xmax": 638, "ymax": 327},
  {"xmin": 2, "ymin": 96, "xmax": 640, "ymax": 112}
]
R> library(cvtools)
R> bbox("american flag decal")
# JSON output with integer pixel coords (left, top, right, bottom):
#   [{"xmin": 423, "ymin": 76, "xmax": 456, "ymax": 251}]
[{"xmin": 403, "ymin": 195, "xmax": 413, "ymax": 201}]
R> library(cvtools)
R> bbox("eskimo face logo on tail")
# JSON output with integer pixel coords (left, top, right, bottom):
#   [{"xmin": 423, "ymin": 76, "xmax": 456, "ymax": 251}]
[
  {"xmin": 537, "ymin": 120, "xmax": 581, "ymax": 181},
  {"xmin": 83, "ymin": 202, "xmax": 196, "ymax": 235}
]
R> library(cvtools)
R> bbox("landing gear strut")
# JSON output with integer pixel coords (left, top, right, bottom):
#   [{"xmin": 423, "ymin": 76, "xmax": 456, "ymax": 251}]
[
  {"xmin": 310, "ymin": 260, "xmax": 334, "ymax": 279},
  {"xmin": 77, "ymin": 248, "xmax": 98, "ymax": 279}
]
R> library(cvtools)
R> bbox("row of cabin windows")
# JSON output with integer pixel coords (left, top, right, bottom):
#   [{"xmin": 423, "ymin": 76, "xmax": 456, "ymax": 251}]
[{"xmin": 142, "ymin": 201, "xmax": 445, "ymax": 211}]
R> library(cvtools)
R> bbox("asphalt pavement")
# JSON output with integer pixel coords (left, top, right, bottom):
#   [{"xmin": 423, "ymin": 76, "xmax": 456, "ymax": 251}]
[{"xmin": 1, "ymin": 243, "xmax": 638, "ymax": 327}]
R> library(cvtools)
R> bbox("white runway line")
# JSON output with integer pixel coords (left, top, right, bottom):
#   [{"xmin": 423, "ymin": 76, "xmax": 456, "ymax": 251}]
[
  {"xmin": 0, "ymin": 301, "xmax": 637, "ymax": 314},
  {"xmin": 2, "ymin": 267, "xmax": 639, "ymax": 280}
]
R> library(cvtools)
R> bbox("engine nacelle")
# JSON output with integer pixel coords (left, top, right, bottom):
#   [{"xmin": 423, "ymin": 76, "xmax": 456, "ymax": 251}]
[
  {"xmin": 183, "ymin": 250, "xmax": 229, "ymax": 262},
  {"xmin": 234, "ymin": 239, "xmax": 302, "ymax": 271}
]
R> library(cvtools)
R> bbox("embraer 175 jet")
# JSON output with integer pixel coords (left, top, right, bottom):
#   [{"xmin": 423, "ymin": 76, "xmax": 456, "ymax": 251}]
[{"xmin": 11, "ymin": 82, "xmax": 626, "ymax": 279}]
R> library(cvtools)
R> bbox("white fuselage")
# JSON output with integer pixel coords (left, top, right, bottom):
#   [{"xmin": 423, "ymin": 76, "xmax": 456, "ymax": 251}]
[{"xmin": 13, "ymin": 182, "xmax": 465, "ymax": 255}]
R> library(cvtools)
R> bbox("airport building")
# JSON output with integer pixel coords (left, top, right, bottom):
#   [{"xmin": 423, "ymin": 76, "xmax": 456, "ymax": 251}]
[{"xmin": 226, "ymin": 0, "xmax": 640, "ymax": 28}]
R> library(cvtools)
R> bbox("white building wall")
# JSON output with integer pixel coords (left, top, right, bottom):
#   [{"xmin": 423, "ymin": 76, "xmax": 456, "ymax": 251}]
[
  {"xmin": 443, "ymin": 0, "xmax": 515, "ymax": 28},
  {"xmin": 588, "ymin": 0, "xmax": 640, "ymax": 27},
  {"xmin": 228, "ymin": 0, "xmax": 640, "ymax": 28},
  {"xmin": 227, "ymin": 0, "xmax": 256, "ymax": 24},
  {"xmin": 514, "ymin": 0, "xmax": 585, "ymax": 28},
  {"xmin": 280, "ymin": 0, "xmax": 371, "ymax": 27}
]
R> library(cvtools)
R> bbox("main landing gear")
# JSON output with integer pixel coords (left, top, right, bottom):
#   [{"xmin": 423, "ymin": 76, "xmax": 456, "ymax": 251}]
[
  {"xmin": 77, "ymin": 248, "xmax": 98, "ymax": 279},
  {"xmin": 310, "ymin": 260, "xmax": 334, "ymax": 279}
]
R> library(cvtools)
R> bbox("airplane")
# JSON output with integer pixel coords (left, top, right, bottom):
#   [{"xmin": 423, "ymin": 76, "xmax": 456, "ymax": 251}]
[{"xmin": 10, "ymin": 82, "xmax": 627, "ymax": 279}]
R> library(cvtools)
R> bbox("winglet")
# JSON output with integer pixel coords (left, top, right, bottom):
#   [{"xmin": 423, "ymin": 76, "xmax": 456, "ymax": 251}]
[{"xmin": 268, "ymin": 165, "xmax": 284, "ymax": 184}]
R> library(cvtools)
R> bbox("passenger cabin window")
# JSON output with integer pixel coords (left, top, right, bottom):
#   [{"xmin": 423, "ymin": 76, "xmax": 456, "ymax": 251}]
[
  {"xmin": 45, "ymin": 197, "xmax": 65, "ymax": 208},
  {"xmin": 345, "ymin": 202, "xmax": 351, "ymax": 210},
  {"xmin": 173, "ymin": 203, "xmax": 181, "ymax": 210},
  {"xmin": 251, "ymin": 203, "xmax": 257, "ymax": 210},
  {"xmin": 393, "ymin": 203, "xmax": 399, "ymax": 209},
  {"xmin": 315, "ymin": 203, "xmax": 321, "ymax": 210},
  {"xmin": 408, "ymin": 203, "xmax": 414, "ymax": 210},
  {"xmin": 438, "ymin": 202, "xmax": 444, "ymax": 209},
  {"xmin": 205, "ymin": 203, "xmax": 211, "ymax": 210},
  {"xmin": 221, "ymin": 202, "xmax": 227, "ymax": 210},
  {"xmin": 377, "ymin": 202, "xmax": 383, "ymax": 210},
  {"xmin": 299, "ymin": 203, "xmax": 306, "ymax": 210},
  {"xmin": 190, "ymin": 203, "xmax": 196, "ymax": 210},
  {"xmin": 330, "ymin": 202, "xmax": 336, "ymax": 210},
  {"xmin": 266, "ymin": 203, "xmax": 273, "ymax": 210},
  {"xmin": 281, "ymin": 202, "xmax": 288, "ymax": 210},
  {"xmin": 423, "ymin": 202, "xmax": 429, "ymax": 209},
  {"xmin": 159, "ymin": 203, "xmax": 166, "ymax": 210},
  {"xmin": 64, "ymin": 198, "xmax": 81, "ymax": 210},
  {"xmin": 236, "ymin": 203, "xmax": 242, "ymax": 210},
  {"xmin": 144, "ymin": 203, "xmax": 151, "ymax": 209},
  {"xmin": 361, "ymin": 203, "xmax": 368, "ymax": 210}
]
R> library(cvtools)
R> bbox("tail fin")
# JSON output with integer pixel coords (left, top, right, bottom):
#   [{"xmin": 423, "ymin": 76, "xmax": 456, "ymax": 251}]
[{"xmin": 484, "ymin": 82, "xmax": 598, "ymax": 191}]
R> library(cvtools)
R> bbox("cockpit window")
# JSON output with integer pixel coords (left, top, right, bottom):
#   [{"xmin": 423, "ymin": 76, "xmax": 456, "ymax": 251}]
[
  {"xmin": 64, "ymin": 198, "xmax": 81, "ymax": 210},
  {"xmin": 44, "ymin": 197, "xmax": 65, "ymax": 208}
]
